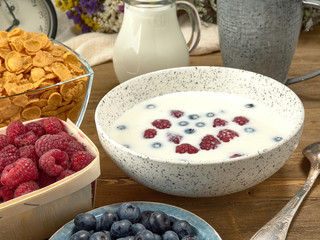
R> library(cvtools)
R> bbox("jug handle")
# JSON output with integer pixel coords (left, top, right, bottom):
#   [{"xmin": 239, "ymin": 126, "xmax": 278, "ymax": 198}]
[
  {"xmin": 176, "ymin": 1, "xmax": 201, "ymax": 53},
  {"xmin": 286, "ymin": 0, "xmax": 320, "ymax": 85}
]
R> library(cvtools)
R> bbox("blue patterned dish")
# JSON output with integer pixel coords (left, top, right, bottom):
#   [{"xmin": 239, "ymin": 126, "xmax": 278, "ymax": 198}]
[{"xmin": 49, "ymin": 201, "xmax": 221, "ymax": 240}]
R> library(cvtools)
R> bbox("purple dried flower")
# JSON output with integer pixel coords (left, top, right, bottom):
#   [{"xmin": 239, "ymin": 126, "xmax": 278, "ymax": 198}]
[
  {"xmin": 81, "ymin": 24, "xmax": 93, "ymax": 33},
  {"xmin": 79, "ymin": 0, "xmax": 104, "ymax": 15}
]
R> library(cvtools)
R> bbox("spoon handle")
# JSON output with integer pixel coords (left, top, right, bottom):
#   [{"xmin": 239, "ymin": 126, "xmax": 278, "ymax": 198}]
[{"xmin": 250, "ymin": 167, "xmax": 320, "ymax": 240}]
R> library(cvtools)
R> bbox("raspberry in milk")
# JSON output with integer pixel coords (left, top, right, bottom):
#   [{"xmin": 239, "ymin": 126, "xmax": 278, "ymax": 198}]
[{"xmin": 109, "ymin": 92, "xmax": 290, "ymax": 161}]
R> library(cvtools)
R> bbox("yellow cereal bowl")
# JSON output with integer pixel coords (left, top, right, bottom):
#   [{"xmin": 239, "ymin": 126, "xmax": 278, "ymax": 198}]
[{"xmin": 0, "ymin": 30, "xmax": 93, "ymax": 128}]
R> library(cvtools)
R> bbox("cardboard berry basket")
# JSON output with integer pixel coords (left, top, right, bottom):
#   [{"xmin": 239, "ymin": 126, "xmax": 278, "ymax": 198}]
[{"xmin": 0, "ymin": 119, "xmax": 100, "ymax": 240}]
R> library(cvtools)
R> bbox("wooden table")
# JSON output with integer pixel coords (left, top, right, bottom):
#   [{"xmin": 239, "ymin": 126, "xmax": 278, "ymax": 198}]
[{"xmin": 80, "ymin": 25, "xmax": 320, "ymax": 240}]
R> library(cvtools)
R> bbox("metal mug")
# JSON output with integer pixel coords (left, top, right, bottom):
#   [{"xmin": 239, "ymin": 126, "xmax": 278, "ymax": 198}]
[{"xmin": 217, "ymin": 0, "xmax": 320, "ymax": 84}]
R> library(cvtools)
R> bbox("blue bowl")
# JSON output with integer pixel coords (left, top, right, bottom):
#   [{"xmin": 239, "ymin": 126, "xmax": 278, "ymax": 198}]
[{"xmin": 49, "ymin": 201, "xmax": 221, "ymax": 240}]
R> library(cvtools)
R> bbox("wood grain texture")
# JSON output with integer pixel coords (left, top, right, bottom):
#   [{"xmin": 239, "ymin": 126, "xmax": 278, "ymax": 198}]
[{"xmin": 81, "ymin": 25, "xmax": 320, "ymax": 240}]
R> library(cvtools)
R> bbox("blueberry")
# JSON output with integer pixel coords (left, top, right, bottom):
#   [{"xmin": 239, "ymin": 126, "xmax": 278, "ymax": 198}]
[
  {"xmin": 178, "ymin": 121, "xmax": 189, "ymax": 126},
  {"xmin": 123, "ymin": 144, "xmax": 130, "ymax": 149},
  {"xmin": 110, "ymin": 219, "xmax": 132, "ymax": 238},
  {"xmin": 152, "ymin": 142, "xmax": 162, "ymax": 149},
  {"xmin": 245, "ymin": 103, "xmax": 255, "ymax": 108},
  {"xmin": 89, "ymin": 231, "xmax": 112, "ymax": 240},
  {"xmin": 134, "ymin": 230, "xmax": 155, "ymax": 240},
  {"xmin": 273, "ymin": 136, "xmax": 283, "ymax": 142},
  {"xmin": 132, "ymin": 223, "xmax": 146, "ymax": 235},
  {"xmin": 244, "ymin": 127, "xmax": 255, "ymax": 133},
  {"xmin": 154, "ymin": 233, "xmax": 162, "ymax": 240},
  {"xmin": 117, "ymin": 236, "xmax": 135, "ymax": 240},
  {"xmin": 188, "ymin": 114, "xmax": 200, "ymax": 120},
  {"xmin": 172, "ymin": 220, "xmax": 194, "ymax": 238},
  {"xmin": 195, "ymin": 122, "xmax": 205, "ymax": 127},
  {"xmin": 184, "ymin": 128, "xmax": 195, "ymax": 134},
  {"xmin": 96, "ymin": 211, "xmax": 119, "ymax": 231},
  {"xmin": 162, "ymin": 230, "xmax": 179, "ymax": 240},
  {"xmin": 181, "ymin": 235, "xmax": 201, "ymax": 240},
  {"xmin": 74, "ymin": 213, "xmax": 97, "ymax": 231},
  {"xmin": 169, "ymin": 216, "xmax": 178, "ymax": 228},
  {"xmin": 148, "ymin": 211, "xmax": 171, "ymax": 235},
  {"xmin": 206, "ymin": 112, "xmax": 215, "ymax": 117},
  {"xmin": 70, "ymin": 230, "xmax": 91, "ymax": 240},
  {"xmin": 139, "ymin": 211, "xmax": 153, "ymax": 229},
  {"xmin": 117, "ymin": 202, "xmax": 141, "ymax": 223},
  {"xmin": 117, "ymin": 125, "xmax": 127, "ymax": 130},
  {"xmin": 146, "ymin": 104, "xmax": 156, "ymax": 109}
]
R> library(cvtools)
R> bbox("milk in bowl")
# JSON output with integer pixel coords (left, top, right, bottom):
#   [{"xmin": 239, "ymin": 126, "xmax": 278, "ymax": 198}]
[{"xmin": 109, "ymin": 91, "xmax": 291, "ymax": 162}]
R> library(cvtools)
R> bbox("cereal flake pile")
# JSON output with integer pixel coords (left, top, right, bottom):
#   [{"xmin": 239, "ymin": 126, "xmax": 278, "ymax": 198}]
[{"xmin": 0, "ymin": 28, "xmax": 88, "ymax": 127}]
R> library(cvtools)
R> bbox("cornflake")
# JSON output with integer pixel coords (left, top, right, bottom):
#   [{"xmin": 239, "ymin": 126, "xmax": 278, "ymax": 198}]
[{"xmin": 0, "ymin": 28, "xmax": 88, "ymax": 126}]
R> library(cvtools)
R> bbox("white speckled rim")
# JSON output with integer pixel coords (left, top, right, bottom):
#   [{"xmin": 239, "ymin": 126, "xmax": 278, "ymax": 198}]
[{"xmin": 95, "ymin": 66, "xmax": 304, "ymax": 165}]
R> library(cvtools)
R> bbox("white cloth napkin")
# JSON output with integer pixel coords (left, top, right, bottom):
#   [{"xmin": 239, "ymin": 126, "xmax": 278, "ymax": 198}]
[{"xmin": 54, "ymin": 4, "xmax": 220, "ymax": 67}]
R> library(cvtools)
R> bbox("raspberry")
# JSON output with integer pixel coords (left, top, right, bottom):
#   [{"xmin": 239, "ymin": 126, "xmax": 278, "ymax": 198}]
[
  {"xmin": 6, "ymin": 121, "xmax": 26, "ymax": 143},
  {"xmin": 35, "ymin": 134, "xmax": 69, "ymax": 156},
  {"xmin": 56, "ymin": 131, "xmax": 76, "ymax": 141},
  {"xmin": 170, "ymin": 110, "xmax": 184, "ymax": 118},
  {"xmin": 167, "ymin": 133, "xmax": 182, "ymax": 144},
  {"xmin": 39, "ymin": 149, "xmax": 70, "ymax": 176},
  {"xmin": 19, "ymin": 145, "xmax": 39, "ymax": 164},
  {"xmin": 25, "ymin": 121, "xmax": 46, "ymax": 137},
  {"xmin": 152, "ymin": 119, "xmax": 172, "ymax": 129},
  {"xmin": 14, "ymin": 181, "xmax": 39, "ymax": 198},
  {"xmin": 14, "ymin": 131, "xmax": 38, "ymax": 147},
  {"xmin": 71, "ymin": 151, "xmax": 95, "ymax": 171},
  {"xmin": 56, "ymin": 169, "xmax": 76, "ymax": 181},
  {"xmin": 43, "ymin": 117, "xmax": 64, "ymax": 134},
  {"xmin": 0, "ymin": 144, "xmax": 20, "ymax": 172},
  {"xmin": 213, "ymin": 118, "xmax": 228, "ymax": 127},
  {"xmin": 143, "ymin": 129, "xmax": 157, "ymax": 139},
  {"xmin": 0, "ymin": 134, "xmax": 10, "ymax": 150},
  {"xmin": 38, "ymin": 171, "xmax": 56, "ymax": 188},
  {"xmin": 176, "ymin": 143, "xmax": 199, "ymax": 154},
  {"xmin": 1, "ymin": 158, "xmax": 39, "ymax": 189},
  {"xmin": 199, "ymin": 135, "xmax": 221, "ymax": 150},
  {"xmin": 232, "ymin": 116, "xmax": 249, "ymax": 126},
  {"xmin": 217, "ymin": 129, "xmax": 239, "ymax": 142},
  {"xmin": 66, "ymin": 140, "xmax": 86, "ymax": 157},
  {"xmin": 0, "ymin": 186, "xmax": 14, "ymax": 202},
  {"xmin": 230, "ymin": 153, "xmax": 244, "ymax": 158}
]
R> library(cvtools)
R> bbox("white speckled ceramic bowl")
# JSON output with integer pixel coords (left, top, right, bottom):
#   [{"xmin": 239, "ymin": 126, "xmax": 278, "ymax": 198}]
[
  {"xmin": 95, "ymin": 66, "xmax": 304, "ymax": 197},
  {"xmin": 50, "ymin": 202, "xmax": 221, "ymax": 240}
]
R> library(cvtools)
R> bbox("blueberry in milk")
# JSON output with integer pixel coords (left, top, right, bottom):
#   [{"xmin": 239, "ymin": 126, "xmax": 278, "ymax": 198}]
[
  {"xmin": 195, "ymin": 122, "xmax": 205, "ymax": 127},
  {"xmin": 178, "ymin": 121, "xmax": 189, "ymax": 126},
  {"xmin": 109, "ymin": 92, "xmax": 291, "ymax": 161},
  {"xmin": 206, "ymin": 112, "xmax": 215, "ymax": 117},
  {"xmin": 117, "ymin": 125, "xmax": 127, "ymax": 130}
]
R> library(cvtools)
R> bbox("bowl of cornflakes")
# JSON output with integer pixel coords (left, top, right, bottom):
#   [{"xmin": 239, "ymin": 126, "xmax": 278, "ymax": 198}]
[{"xmin": 0, "ymin": 28, "xmax": 93, "ymax": 127}]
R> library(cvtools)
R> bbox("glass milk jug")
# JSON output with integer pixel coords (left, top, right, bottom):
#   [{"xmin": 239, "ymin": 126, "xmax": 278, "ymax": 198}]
[{"xmin": 113, "ymin": 0, "xmax": 201, "ymax": 83}]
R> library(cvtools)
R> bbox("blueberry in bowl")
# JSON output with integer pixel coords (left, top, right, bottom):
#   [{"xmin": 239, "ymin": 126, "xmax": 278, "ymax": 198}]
[{"xmin": 49, "ymin": 202, "xmax": 221, "ymax": 240}]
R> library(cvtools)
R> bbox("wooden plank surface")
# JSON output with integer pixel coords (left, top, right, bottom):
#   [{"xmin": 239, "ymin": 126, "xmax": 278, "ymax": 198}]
[{"xmin": 80, "ymin": 25, "xmax": 320, "ymax": 240}]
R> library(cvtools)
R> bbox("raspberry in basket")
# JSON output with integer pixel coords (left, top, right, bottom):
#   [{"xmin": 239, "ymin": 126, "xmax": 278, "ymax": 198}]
[
  {"xmin": 14, "ymin": 181, "xmax": 39, "ymax": 198},
  {"xmin": 0, "ymin": 134, "xmax": 10, "ymax": 150},
  {"xmin": 35, "ymin": 134, "xmax": 70, "ymax": 156},
  {"xmin": 39, "ymin": 149, "xmax": 70, "ymax": 177},
  {"xmin": 43, "ymin": 117, "xmax": 64, "ymax": 134},
  {"xmin": 71, "ymin": 151, "xmax": 95, "ymax": 171},
  {"xmin": 0, "ymin": 144, "xmax": 20, "ymax": 172},
  {"xmin": 0, "ymin": 186, "xmax": 14, "ymax": 202},
  {"xmin": 13, "ymin": 131, "xmax": 38, "ymax": 147},
  {"xmin": 1, "ymin": 158, "xmax": 39, "ymax": 189},
  {"xmin": 19, "ymin": 145, "xmax": 39, "ymax": 165},
  {"xmin": 56, "ymin": 169, "xmax": 76, "ymax": 181},
  {"xmin": 25, "ymin": 121, "xmax": 46, "ymax": 137},
  {"xmin": 6, "ymin": 121, "xmax": 26, "ymax": 144}
]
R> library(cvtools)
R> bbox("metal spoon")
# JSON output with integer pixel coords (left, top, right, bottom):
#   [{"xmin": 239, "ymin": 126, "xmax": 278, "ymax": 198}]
[{"xmin": 250, "ymin": 142, "xmax": 320, "ymax": 240}]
